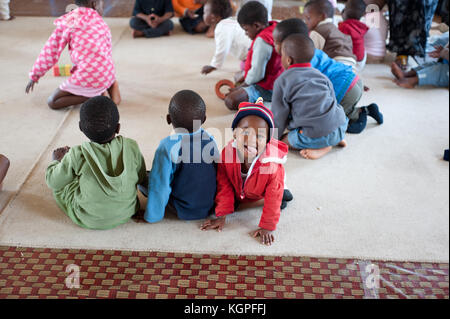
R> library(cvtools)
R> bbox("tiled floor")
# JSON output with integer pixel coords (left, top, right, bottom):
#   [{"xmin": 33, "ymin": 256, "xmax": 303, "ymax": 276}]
[{"xmin": 0, "ymin": 246, "xmax": 448, "ymax": 299}]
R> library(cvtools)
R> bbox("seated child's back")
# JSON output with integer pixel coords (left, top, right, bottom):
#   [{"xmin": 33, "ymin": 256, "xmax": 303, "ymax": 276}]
[
  {"xmin": 144, "ymin": 90, "xmax": 219, "ymax": 223},
  {"xmin": 46, "ymin": 97, "xmax": 147, "ymax": 230},
  {"xmin": 304, "ymin": 0, "xmax": 357, "ymax": 69}
]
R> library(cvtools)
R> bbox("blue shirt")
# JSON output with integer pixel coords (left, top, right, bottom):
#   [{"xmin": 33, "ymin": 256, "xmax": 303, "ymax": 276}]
[
  {"xmin": 132, "ymin": 0, "xmax": 174, "ymax": 16},
  {"xmin": 144, "ymin": 128, "xmax": 219, "ymax": 222},
  {"xmin": 311, "ymin": 49, "xmax": 357, "ymax": 103}
]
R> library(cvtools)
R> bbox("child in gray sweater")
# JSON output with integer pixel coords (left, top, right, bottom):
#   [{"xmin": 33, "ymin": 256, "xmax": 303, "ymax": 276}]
[{"xmin": 272, "ymin": 33, "xmax": 348, "ymax": 160}]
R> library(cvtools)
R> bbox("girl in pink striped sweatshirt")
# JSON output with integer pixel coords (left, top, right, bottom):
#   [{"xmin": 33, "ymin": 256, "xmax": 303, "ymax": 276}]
[{"xmin": 26, "ymin": 0, "xmax": 121, "ymax": 110}]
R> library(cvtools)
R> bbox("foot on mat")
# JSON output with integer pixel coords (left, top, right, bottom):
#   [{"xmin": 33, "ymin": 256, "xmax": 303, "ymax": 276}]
[{"xmin": 367, "ymin": 103, "xmax": 384, "ymax": 125}]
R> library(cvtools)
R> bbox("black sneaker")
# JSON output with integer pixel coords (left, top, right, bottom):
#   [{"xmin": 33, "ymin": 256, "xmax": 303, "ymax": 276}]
[
  {"xmin": 283, "ymin": 189, "xmax": 294, "ymax": 202},
  {"xmin": 281, "ymin": 201, "xmax": 288, "ymax": 210}
]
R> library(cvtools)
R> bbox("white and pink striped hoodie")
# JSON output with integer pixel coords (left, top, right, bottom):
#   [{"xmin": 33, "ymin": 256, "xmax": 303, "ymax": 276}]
[{"xmin": 29, "ymin": 7, "xmax": 116, "ymax": 97}]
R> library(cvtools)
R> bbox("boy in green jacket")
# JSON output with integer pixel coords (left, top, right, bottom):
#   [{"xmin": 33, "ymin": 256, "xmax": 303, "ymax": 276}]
[{"xmin": 46, "ymin": 96, "xmax": 147, "ymax": 230}]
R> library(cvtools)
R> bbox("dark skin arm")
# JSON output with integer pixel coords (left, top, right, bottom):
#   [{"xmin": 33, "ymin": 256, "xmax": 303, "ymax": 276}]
[
  {"xmin": 52, "ymin": 146, "xmax": 70, "ymax": 162},
  {"xmin": 25, "ymin": 80, "xmax": 38, "ymax": 94}
]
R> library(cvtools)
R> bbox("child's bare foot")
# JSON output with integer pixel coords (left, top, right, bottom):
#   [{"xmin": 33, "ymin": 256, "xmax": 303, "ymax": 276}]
[
  {"xmin": 394, "ymin": 77, "xmax": 418, "ymax": 89},
  {"xmin": 108, "ymin": 81, "xmax": 122, "ymax": 105},
  {"xmin": 338, "ymin": 140, "xmax": 347, "ymax": 148},
  {"xmin": 299, "ymin": 146, "xmax": 332, "ymax": 160},
  {"xmin": 364, "ymin": 85, "xmax": 370, "ymax": 92},
  {"xmin": 132, "ymin": 29, "xmax": 145, "ymax": 38},
  {"xmin": 391, "ymin": 62, "xmax": 405, "ymax": 80}
]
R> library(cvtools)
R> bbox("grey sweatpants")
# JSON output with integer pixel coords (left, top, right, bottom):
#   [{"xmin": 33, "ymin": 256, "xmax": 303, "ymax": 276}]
[{"xmin": 339, "ymin": 79, "xmax": 364, "ymax": 122}]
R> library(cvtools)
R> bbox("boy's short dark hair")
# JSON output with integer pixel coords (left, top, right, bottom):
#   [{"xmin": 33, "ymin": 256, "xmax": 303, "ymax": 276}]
[
  {"xmin": 275, "ymin": 18, "xmax": 309, "ymax": 42},
  {"xmin": 282, "ymin": 33, "xmax": 315, "ymax": 64},
  {"xmin": 80, "ymin": 96, "xmax": 119, "ymax": 144},
  {"xmin": 208, "ymin": 0, "xmax": 233, "ymax": 19},
  {"xmin": 237, "ymin": 1, "xmax": 268, "ymax": 25},
  {"xmin": 75, "ymin": 0, "xmax": 91, "ymax": 6},
  {"xmin": 169, "ymin": 90, "xmax": 206, "ymax": 133},
  {"xmin": 344, "ymin": 0, "xmax": 367, "ymax": 20},
  {"xmin": 304, "ymin": 0, "xmax": 335, "ymax": 18}
]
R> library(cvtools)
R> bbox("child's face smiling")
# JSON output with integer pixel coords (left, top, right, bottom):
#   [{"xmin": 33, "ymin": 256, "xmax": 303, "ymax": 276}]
[{"xmin": 234, "ymin": 115, "xmax": 269, "ymax": 166}]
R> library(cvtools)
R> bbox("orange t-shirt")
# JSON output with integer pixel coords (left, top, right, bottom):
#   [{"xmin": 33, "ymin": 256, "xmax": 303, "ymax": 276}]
[{"xmin": 172, "ymin": 0, "xmax": 202, "ymax": 17}]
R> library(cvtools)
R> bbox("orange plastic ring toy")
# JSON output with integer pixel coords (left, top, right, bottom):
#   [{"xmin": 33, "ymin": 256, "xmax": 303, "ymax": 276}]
[{"xmin": 215, "ymin": 79, "xmax": 235, "ymax": 100}]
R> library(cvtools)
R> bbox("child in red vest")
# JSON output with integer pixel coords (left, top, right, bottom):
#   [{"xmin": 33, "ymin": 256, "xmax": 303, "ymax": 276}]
[
  {"xmin": 338, "ymin": 0, "xmax": 369, "ymax": 72},
  {"xmin": 224, "ymin": 1, "xmax": 283, "ymax": 111},
  {"xmin": 201, "ymin": 99, "xmax": 289, "ymax": 246}
]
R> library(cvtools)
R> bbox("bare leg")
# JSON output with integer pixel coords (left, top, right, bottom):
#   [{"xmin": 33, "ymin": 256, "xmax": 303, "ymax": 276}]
[
  {"xmin": 132, "ymin": 30, "xmax": 145, "ymax": 38},
  {"xmin": 224, "ymin": 88, "xmax": 249, "ymax": 111},
  {"xmin": 394, "ymin": 76, "xmax": 419, "ymax": 89},
  {"xmin": 300, "ymin": 147, "xmax": 333, "ymax": 160},
  {"xmin": 107, "ymin": 81, "xmax": 122, "ymax": 106},
  {"xmin": 0, "ymin": 154, "xmax": 10, "ymax": 192},
  {"xmin": 47, "ymin": 88, "xmax": 89, "ymax": 110}
]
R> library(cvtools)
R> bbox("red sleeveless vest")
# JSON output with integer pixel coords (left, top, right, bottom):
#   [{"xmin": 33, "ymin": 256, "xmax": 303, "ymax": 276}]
[{"xmin": 244, "ymin": 22, "xmax": 283, "ymax": 91}]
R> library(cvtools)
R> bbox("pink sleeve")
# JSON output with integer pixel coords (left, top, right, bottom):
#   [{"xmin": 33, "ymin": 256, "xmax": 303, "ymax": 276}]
[{"xmin": 29, "ymin": 25, "xmax": 69, "ymax": 82}]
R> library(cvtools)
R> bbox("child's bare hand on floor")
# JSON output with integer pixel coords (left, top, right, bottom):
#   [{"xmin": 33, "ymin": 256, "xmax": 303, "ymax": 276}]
[
  {"xmin": 252, "ymin": 228, "xmax": 275, "ymax": 246},
  {"xmin": 52, "ymin": 146, "xmax": 70, "ymax": 162},
  {"xmin": 429, "ymin": 46, "xmax": 444, "ymax": 59},
  {"xmin": 132, "ymin": 210, "xmax": 147, "ymax": 223},
  {"xmin": 201, "ymin": 65, "xmax": 216, "ymax": 75},
  {"xmin": 25, "ymin": 80, "xmax": 37, "ymax": 94},
  {"xmin": 200, "ymin": 216, "xmax": 225, "ymax": 232}
]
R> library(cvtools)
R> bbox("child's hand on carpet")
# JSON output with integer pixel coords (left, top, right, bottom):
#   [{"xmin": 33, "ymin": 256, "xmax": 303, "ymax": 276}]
[
  {"xmin": 25, "ymin": 80, "xmax": 37, "ymax": 94},
  {"xmin": 252, "ymin": 228, "xmax": 275, "ymax": 246},
  {"xmin": 52, "ymin": 146, "xmax": 70, "ymax": 162},
  {"xmin": 200, "ymin": 216, "xmax": 225, "ymax": 232},
  {"xmin": 132, "ymin": 210, "xmax": 147, "ymax": 223},
  {"xmin": 201, "ymin": 65, "xmax": 216, "ymax": 75}
]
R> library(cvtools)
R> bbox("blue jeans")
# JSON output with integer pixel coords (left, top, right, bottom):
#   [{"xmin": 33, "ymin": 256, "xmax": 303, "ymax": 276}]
[
  {"xmin": 415, "ymin": 62, "xmax": 449, "ymax": 87},
  {"xmin": 244, "ymin": 84, "xmax": 273, "ymax": 103},
  {"xmin": 288, "ymin": 120, "xmax": 349, "ymax": 150}
]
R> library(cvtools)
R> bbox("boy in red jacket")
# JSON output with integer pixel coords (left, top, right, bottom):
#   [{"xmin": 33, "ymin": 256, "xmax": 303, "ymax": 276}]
[
  {"xmin": 338, "ymin": 0, "xmax": 369, "ymax": 72},
  {"xmin": 224, "ymin": 1, "xmax": 283, "ymax": 111},
  {"xmin": 201, "ymin": 99, "xmax": 290, "ymax": 246}
]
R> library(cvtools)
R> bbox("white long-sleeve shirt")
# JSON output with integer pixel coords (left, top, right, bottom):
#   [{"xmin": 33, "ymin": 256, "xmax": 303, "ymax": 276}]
[{"xmin": 210, "ymin": 18, "xmax": 252, "ymax": 69}]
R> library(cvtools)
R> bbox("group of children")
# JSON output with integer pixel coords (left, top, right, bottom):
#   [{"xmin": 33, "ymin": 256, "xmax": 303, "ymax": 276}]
[{"xmin": 0, "ymin": 0, "xmax": 444, "ymax": 245}]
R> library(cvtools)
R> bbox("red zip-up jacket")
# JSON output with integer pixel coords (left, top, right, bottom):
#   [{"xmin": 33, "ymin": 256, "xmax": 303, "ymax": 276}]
[
  {"xmin": 338, "ymin": 19, "xmax": 369, "ymax": 62},
  {"xmin": 215, "ymin": 138, "xmax": 288, "ymax": 231}
]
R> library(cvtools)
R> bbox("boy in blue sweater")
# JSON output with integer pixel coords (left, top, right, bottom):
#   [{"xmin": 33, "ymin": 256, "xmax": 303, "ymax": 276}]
[
  {"xmin": 273, "ymin": 18, "xmax": 384, "ymax": 134},
  {"xmin": 141, "ymin": 90, "xmax": 220, "ymax": 222}
]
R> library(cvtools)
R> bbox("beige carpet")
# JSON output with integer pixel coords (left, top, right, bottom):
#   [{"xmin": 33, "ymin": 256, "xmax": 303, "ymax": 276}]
[{"xmin": 0, "ymin": 17, "xmax": 448, "ymax": 262}]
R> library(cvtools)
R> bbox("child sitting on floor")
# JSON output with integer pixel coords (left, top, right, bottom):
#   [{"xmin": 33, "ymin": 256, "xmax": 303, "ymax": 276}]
[
  {"xmin": 273, "ymin": 18, "xmax": 383, "ymax": 134},
  {"xmin": 201, "ymin": 99, "xmax": 288, "ymax": 246},
  {"xmin": 0, "ymin": 154, "xmax": 10, "ymax": 191},
  {"xmin": 142, "ymin": 90, "xmax": 219, "ymax": 223},
  {"xmin": 201, "ymin": 0, "xmax": 251, "ymax": 78},
  {"xmin": 304, "ymin": 0, "xmax": 357, "ymax": 71},
  {"xmin": 46, "ymin": 96, "xmax": 147, "ymax": 230},
  {"xmin": 26, "ymin": 0, "xmax": 121, "ymax": 110},
  {"xmin": 272, "ymin": 34, "xmax": 348, "ymax": 160},
  {"xmin": 130, "ymin": 0, "xmax": 175, "ymax": 38},
  {"xmin": 391, "ymin": 37, "xmax": 449, "ymax": 89},
  {"xmin": 224, "ymin": 1, "xmax": 283, "ymax": 111},
  {"xmin": 339, "ymin": 0, "xmax": 369, "ymax": 71},
  {"xmin": 173, "ymin": 0, "xmax": 209, "ymax": 34}
]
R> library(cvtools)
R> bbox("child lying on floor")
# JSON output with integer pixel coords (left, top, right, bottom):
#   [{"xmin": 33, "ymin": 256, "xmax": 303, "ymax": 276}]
[
  {"xmin": 201, "ymin": 99, "xmax": 289, "ymax": 246},
  {"xmin": 46, "ymin": 96, "xmax": 147, "ymax": 230},
  {"xmin": 0, "ymin": 154, "xmax": 10, "ymax": 191},
  {"xmin": 201, "ymin": 0, "xmax": 251, "ymax": 79},
  {"xmin": 304, "ymin": 0, "xmax": 357, "ymax": 71},
  {"xmin": 26, "ymin": 0, "xmax": 121, "ymax": 110},
  {"xmin": 141, "ymin": 90, "xmax": 220, "ymax": 223},
  {"xmin": 273, "ymin": 18, "xmax": 384, "ymax": 134},
  {"xmin": 273, "ymin": 34, "xmax": 348, "ymax": 160},
  {"xmin": 224, "ymin": 1, "xmax": 283, "ymax": 110}
]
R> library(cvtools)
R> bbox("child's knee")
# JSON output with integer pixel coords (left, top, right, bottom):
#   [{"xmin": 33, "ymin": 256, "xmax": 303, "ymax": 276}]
[{"xmin": 224, "ymin": 94, "xmax": 239, "ymax": 111}]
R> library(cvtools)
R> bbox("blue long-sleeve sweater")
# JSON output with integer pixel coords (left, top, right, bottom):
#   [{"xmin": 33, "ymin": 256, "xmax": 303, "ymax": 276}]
[{"xmin": 144, "ymin": 128, "xmax": 219, "ymax": 223}]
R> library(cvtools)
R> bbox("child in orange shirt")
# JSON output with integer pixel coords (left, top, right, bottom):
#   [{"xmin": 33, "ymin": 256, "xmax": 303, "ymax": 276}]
[{"xmin": 173, "ymin": 0, "xmax": 209, "ymax": 34}]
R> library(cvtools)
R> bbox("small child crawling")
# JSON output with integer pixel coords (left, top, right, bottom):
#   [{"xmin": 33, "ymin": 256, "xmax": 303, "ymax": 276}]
[{"xmin": 201, "ymin": 99, "xmax": 289, "ymax": 246}]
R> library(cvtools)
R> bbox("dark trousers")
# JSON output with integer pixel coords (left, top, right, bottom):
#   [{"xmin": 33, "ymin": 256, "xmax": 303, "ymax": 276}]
[{"xmin": 130, "ymin": 17, "xmax": 174, "ymax": 38}]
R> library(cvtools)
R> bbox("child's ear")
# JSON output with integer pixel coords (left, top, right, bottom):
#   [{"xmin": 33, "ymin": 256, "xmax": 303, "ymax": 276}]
[
  {"xmin": 288, "ymin": 56, "xmax": 294, "ymax": 66},
  {"xmin": 166, "ymin": 114, "xmax": 172, "ymax": 125}
]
